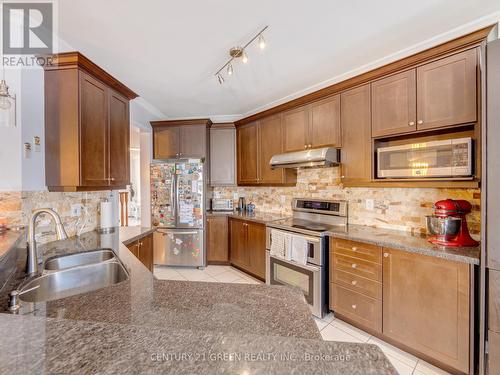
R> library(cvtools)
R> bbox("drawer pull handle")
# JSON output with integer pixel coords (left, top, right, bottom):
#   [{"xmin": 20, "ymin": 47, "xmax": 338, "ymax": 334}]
[
  {"xmin": 351, "ymin": 263, "xmax": 357, "ymax": 269},
  {"xmin": 351, "ymin": 304, "xmax": 357, "ymax": 310},
  {"xmin": 351, "ymin": 280, "xmax": 357, "ymax": 286},
  {"xmin": 352, "ymin": 247, "xmax": 358, "ymax": 251},
  {"xmin": 383, "ymin": 253, "xmax": 389, "ymax": 258}
]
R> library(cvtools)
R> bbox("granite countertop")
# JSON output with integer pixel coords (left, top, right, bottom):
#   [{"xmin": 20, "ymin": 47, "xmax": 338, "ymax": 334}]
[
  {"xmin": 0, "ymin": 226, "xmax": 396, "ymax": 374},
  {"xmin": 0, "ymin": 314, "xmax": 395, "ymax": 375},
  {"xmin": 207, "ymin": 210, "xmax": 290, "ymax": 224},
  {"xmin": 0, "ymin": 230, "xmax": 24, "ymax": 261},
  {"xmin": 327, "ymin": 224, "xmax": 480, "ymax": 265}
]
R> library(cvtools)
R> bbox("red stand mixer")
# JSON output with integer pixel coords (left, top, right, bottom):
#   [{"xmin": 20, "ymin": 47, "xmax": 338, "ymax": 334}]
[{"xmin": 426, "ymin": 199, "xmax": 479, "ymax": 247}]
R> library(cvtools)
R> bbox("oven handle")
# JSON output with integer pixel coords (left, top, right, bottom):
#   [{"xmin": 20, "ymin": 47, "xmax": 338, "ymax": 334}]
[
  {"xmin": 267, "ymin": 251, "xmax": 321, "ymax": 272},
  {"xmin": 267, "ymin": 228, "xmax": 321, "ymax": 244}
]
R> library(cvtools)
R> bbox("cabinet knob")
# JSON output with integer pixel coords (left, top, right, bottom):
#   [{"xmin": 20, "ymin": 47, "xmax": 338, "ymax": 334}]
[
  {"xmin": 304, "ymin": 145, "xmax": 307, "ymax": 149},
  {"xmin": 351, "ymin": 263, "xmax": 357, "ymax": 269},
  {"xmin": 341, "ymin": 175, "xmax": 345, "ymax": 179},
  {"xmin": 417, "ymin": 120, "xmax": 424, "ymax": 125},
  {"xmin": 383, "ymin": 252, "xmax": 389, "ymax": 258},
  {"xmin": 110, "ymin": 177, "xmax": 115, "ymax": 181},
  {"xmin": 351, "ymin": 304, "xmax": 357, "ymax": 310},
  {"xmin": 308, "ymin": 144, "xmax": 312, "ymax": 148},
  {"xmin": 408, "ymin": 121, "xmax": 415, "ymax": 126},
  {"xmin": 351, "ymin": 280, "xmax": 357, "ymax": 286},
  {"xmin": 352, "ymin": 247, "xmax": 357, "ymax": 252}
]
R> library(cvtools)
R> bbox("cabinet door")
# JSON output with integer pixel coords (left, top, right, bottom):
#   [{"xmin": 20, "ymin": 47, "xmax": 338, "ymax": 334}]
[
  {"xmin": 310, "ymin": 95, "xmax": 341, "ymax": 148},
  {"xmin": 371, "ymin": 70, "xmax": 416, "ymax": 137},
  {"xmin": 383, "ymin": 248, "xmax": 470, "ymax": 373},
  {"xmin": 283, "ymin": 106, "xmax": 309, "ymax": 152},
  {"xmin": 207, "ymin": 216, "xmax": 229, "ymax": 263},
  {"xmin": 417, "ymin": 49, "xmax": 477, "ymax": 130},
  {"xmin": 237, "ymin": 122, "xmax": 259, "ymax": 184},
  {"xmin": 259, "ymin": 115, "xmax": 284, "ymax": 184},
  {"xmin": 80, "ymin": 72, "xmax": 109, "ymax": 186},
  {"xmin": 247, "ymin": 222, "xmax": 266, "ymax": 279},
  {"xmin": 229, "ymin": 219, "xmax": 249, "ymax": 267},
  {"xmin": 138, "ymin": 234, "xmax": 154, "ymax": 271},
  {"xmin": 154, "ymin": 127, "xmax": 179, "ymax": 159},
  {"xmin": 179, "ymin": 125, "xmax": 207, "ymax": 158},
  {"xmin": 108, "ymin": 90, "xmax": 130, "ymax": 187},
  {"xmin": 126, "ymin": 241, "xmax": 139, "ymax": 258},
  {"xmin": 210, "ymin": 128, "xmax": 236, "ymax": 186},
  {"xmin": 341, "ymin": 84, "xmax": 372, "ymax": 184}
]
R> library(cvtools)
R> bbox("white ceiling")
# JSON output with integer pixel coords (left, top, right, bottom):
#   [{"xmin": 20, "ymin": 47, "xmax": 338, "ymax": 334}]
[{"xmin": 58, "ymin": 0, "xmax": 500, "ymax": 120}]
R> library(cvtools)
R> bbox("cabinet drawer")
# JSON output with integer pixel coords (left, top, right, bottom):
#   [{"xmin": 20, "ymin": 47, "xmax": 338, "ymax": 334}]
[
  {"xmin": 331, "ymin": 269, "xmax": 382, "ymax": 300},
  {"xmin": 332, "ymin": 238, "xmax": 382, "ymax": 264},
  {"xmin": 332, "ymin": 254, "xmax": 382, "ymax": 282},
  {"xmin": 330, "ymin": 283, "xmax": 382, "ymax": 332},
  {"xmin": 489, "ymin": 269, "xmax": 500, "ymax": 333}
]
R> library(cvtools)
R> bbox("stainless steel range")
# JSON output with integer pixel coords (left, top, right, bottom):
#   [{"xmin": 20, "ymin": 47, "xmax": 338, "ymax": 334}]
[{"xmin": 265, "ymin": 198, "xmax": 348, "ymax": 318}]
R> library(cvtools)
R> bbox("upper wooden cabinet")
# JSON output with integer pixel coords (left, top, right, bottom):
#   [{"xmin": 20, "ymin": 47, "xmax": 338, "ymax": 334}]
[
  {"xmin": 283, "ymin": 106, "xmax": 310, "ymax": 152},
  {"xmin": 209, "ymin": 124, "xmax": 236, "ymax": 186},
  {"xmin": 341, "ymin": 84, "xmax": 372, "ymax": 184},
  {"xmin": 417, "ymin": 48, "xmax": 477, "ymax": 131},
  {"xmin": 383, "ymin": 248, "xmax": 470, "ymax": 374},
  {"xmin": 44, "ymin": 52, "xmax": 137, "ymax": 191},
  {"xmin": 309, "ymin": 95, "xmax": 341, "ymax": 148},
  {"xmin": 282, "ymin": 95, "xmax": 341, "ymax": 152},
  {"xmin": 237, "ymin": 122, "xmax": 259, "ymax": 184},
  {"xmin": 151, "ymin": 119, "xmax": 211, "ymax": 160},
  {"xmin": 371, "ymin": 70, "xmax": 417, "ymax": 137},
  {"xmin": 237, "ymin": 118, "xmax": 296, "ymax": 186}
]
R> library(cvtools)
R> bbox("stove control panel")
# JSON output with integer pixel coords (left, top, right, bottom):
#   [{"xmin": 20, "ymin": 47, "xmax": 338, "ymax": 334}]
[{"xmin": 293, "ymin": 199, "xmax": 347, "ymax": 217}]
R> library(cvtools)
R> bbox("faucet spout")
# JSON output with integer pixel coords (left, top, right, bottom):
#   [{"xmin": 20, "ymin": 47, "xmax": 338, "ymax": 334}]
[{"xmin": 27, "ymin": 208, "xmax": 68, "ymax": 275}]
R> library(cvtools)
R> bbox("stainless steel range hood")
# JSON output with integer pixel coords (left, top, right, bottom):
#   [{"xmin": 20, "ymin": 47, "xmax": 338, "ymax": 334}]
[{"xmin": 270, "ymin": 147, "xmax": 340, "ymax": 169}]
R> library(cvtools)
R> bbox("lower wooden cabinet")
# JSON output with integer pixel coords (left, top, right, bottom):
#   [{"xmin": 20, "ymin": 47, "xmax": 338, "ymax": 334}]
[
  {"xmin": 126, "ymin": 233, "xmax": 154, "ymax": 272},
  {"xmin": 207, "ymin": 215, "xmax": 229, "ymax": 264},
  {"xmin": 330, "ymin": 238, "xmax": 471, "ymax": 374},
  {"xmin": 229, "ymin": 218, "xmax": 266, "ymax": 280}
]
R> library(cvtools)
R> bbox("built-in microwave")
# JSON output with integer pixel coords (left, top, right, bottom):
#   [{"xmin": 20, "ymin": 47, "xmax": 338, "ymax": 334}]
[{"xmin": 377, "ymin": 137, "xmax": 473, "ymax": 179}]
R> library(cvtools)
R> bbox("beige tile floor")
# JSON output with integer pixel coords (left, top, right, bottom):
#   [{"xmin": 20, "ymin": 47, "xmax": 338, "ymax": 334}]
[{"xmin": 154, "ymin": 265, "xmax": 451, "ymax": 375}]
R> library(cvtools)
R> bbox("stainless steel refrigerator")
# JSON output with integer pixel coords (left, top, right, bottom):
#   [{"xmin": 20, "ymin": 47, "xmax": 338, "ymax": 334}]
[{"xmin": 151, "ymin": 160, "xmax": 205, "ymax": 267}]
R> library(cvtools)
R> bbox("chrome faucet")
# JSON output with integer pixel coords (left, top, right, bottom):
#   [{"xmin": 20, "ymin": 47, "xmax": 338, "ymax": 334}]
[{"xmin": 27, "ymin": 208, "xmax": 68, "ymax": 275}]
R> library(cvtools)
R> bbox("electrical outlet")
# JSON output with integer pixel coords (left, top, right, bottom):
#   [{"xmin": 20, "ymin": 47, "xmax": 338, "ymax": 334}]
[
  {"xmin": 71, "ymin": 204, "xmax": 83, "ymax": 217},
  {"xmin": 233, "ymin": 192, "xmax": 239, "ymax": 200},
  {"xmin": 365, "ymin": 199, "xmax": 375, "ymax": 210},
  {"xmin": 280, "ymin": 195, "xmax": 286, "ymax": 205}
]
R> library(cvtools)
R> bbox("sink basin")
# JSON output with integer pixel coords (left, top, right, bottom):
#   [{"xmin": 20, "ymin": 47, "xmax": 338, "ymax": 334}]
[
  {"xmin": 44, "ymin": 249, "xmax": 115, "ymax": 271},
  {"xmin": 19, "ymin": 261, "xmax": 128, "ymax": 303}
]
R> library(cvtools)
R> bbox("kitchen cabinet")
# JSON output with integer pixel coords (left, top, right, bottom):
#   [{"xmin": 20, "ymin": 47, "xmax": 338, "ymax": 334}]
[
  {"xmin": 44, "ymin": 52, "xmax": 136, "ymax": 191},
  {"xmin": 229, "ymin": 218, "xmax": 266, "ymax": 280},
  {"xmin": 382, "ymin": 248, "xmax": 470, "ymax": 374},
  {"xmin": 237, "ymin": 122, "xmax": 259, "ymax": 184},
  {"xmin": 417, "ymin": 48, "xmax": 477, "ymax": 131},
  {"xmin": 309, "ymin": 95, "xmax": 341, "ymax": 148},
  {"xmin": 151, "ymin": 119, "xmax": 211, "ymax": 160},
  {"xmin": 340, "ymin": 84, "xmax": 372, "ymax": 185},
  {"xmin": 207, "ymin": 215, "xmax": 229, "ymax": 264},
  {"xmin": 236, "ymin": 119, "xmax": 296, "ymax": 186},
  {"xmin": 259, "ymin": 115, "xmax": 285, "ymax": 184},
  {"xmin": 330, "ymin": 238, "xmax": 382, "ymax": 332},
  {"xmin": 282, "ymin": 96, "xmax": 341, "ymax": 152},
  {"xmin": 126, "ymin": 233, "xmax": 154, "ymax": 272},
  {"xmin": 371, "ymin": 70, "xmax": 417, "ymax": 137},
  {"xmin": 283, "ymin": 106, "xmax": 310, "ymax": 152},
  {"xmin": 210, "ymin": 124, "xmax": 236, "ymax": 186}
]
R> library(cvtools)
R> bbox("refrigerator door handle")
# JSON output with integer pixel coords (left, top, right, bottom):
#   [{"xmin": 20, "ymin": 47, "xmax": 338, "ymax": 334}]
[{"xmin": 172, "ymin": 172, "xmax": 177, "ymax": 227}]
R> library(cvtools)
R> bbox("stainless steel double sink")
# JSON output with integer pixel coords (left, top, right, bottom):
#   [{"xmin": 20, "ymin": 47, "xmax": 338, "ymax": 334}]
[{"xmin": 16, "ymin": 249, "xmax": 129, "ymax": 304}]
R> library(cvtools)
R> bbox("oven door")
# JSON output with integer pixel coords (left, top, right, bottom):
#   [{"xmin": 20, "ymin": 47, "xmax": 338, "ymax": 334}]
[{"xmin": 266, "ymin": 251, "xmax": 325, "ymax": 318}]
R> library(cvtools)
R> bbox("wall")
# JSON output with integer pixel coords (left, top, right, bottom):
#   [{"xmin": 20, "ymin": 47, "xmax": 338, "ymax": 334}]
[{"xmin": 212, "ymin": 167, "xmax": 481, "ymax": 238}]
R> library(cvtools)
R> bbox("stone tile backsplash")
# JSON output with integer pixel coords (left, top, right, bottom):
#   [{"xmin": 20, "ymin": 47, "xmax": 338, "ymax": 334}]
[
  {"xmin": 212, "ymin": 167, "xmax": 481, "ymax": 238},
  {"xmin": 0, "ymin": 191, "xmax": 109, "ymax": 243}
]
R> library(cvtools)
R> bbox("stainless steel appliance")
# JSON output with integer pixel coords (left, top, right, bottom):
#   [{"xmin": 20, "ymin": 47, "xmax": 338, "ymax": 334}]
[
  {"xmin": 210, "ymin": 198, "xmax": 234, "ymax": 211},
  {"xmin": 151, "ymin": 160, "xmax": 205, "ymax": 267},
  {"xmin": 270, "ymin": 147, "xmax": 340, "ymax": 169},
  {"xmin": 266, "ymin": 198, "xmax": 348, "ymax": 318},
  {"xmin": 377, "ymin": 137, "xmax": 473, "ymax": 178}
]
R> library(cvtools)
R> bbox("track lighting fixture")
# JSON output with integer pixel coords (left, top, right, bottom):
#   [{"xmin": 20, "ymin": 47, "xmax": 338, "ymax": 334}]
[{"xmin": 214, "ymin": 26, "xmax": 268, "ymax": 84}]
